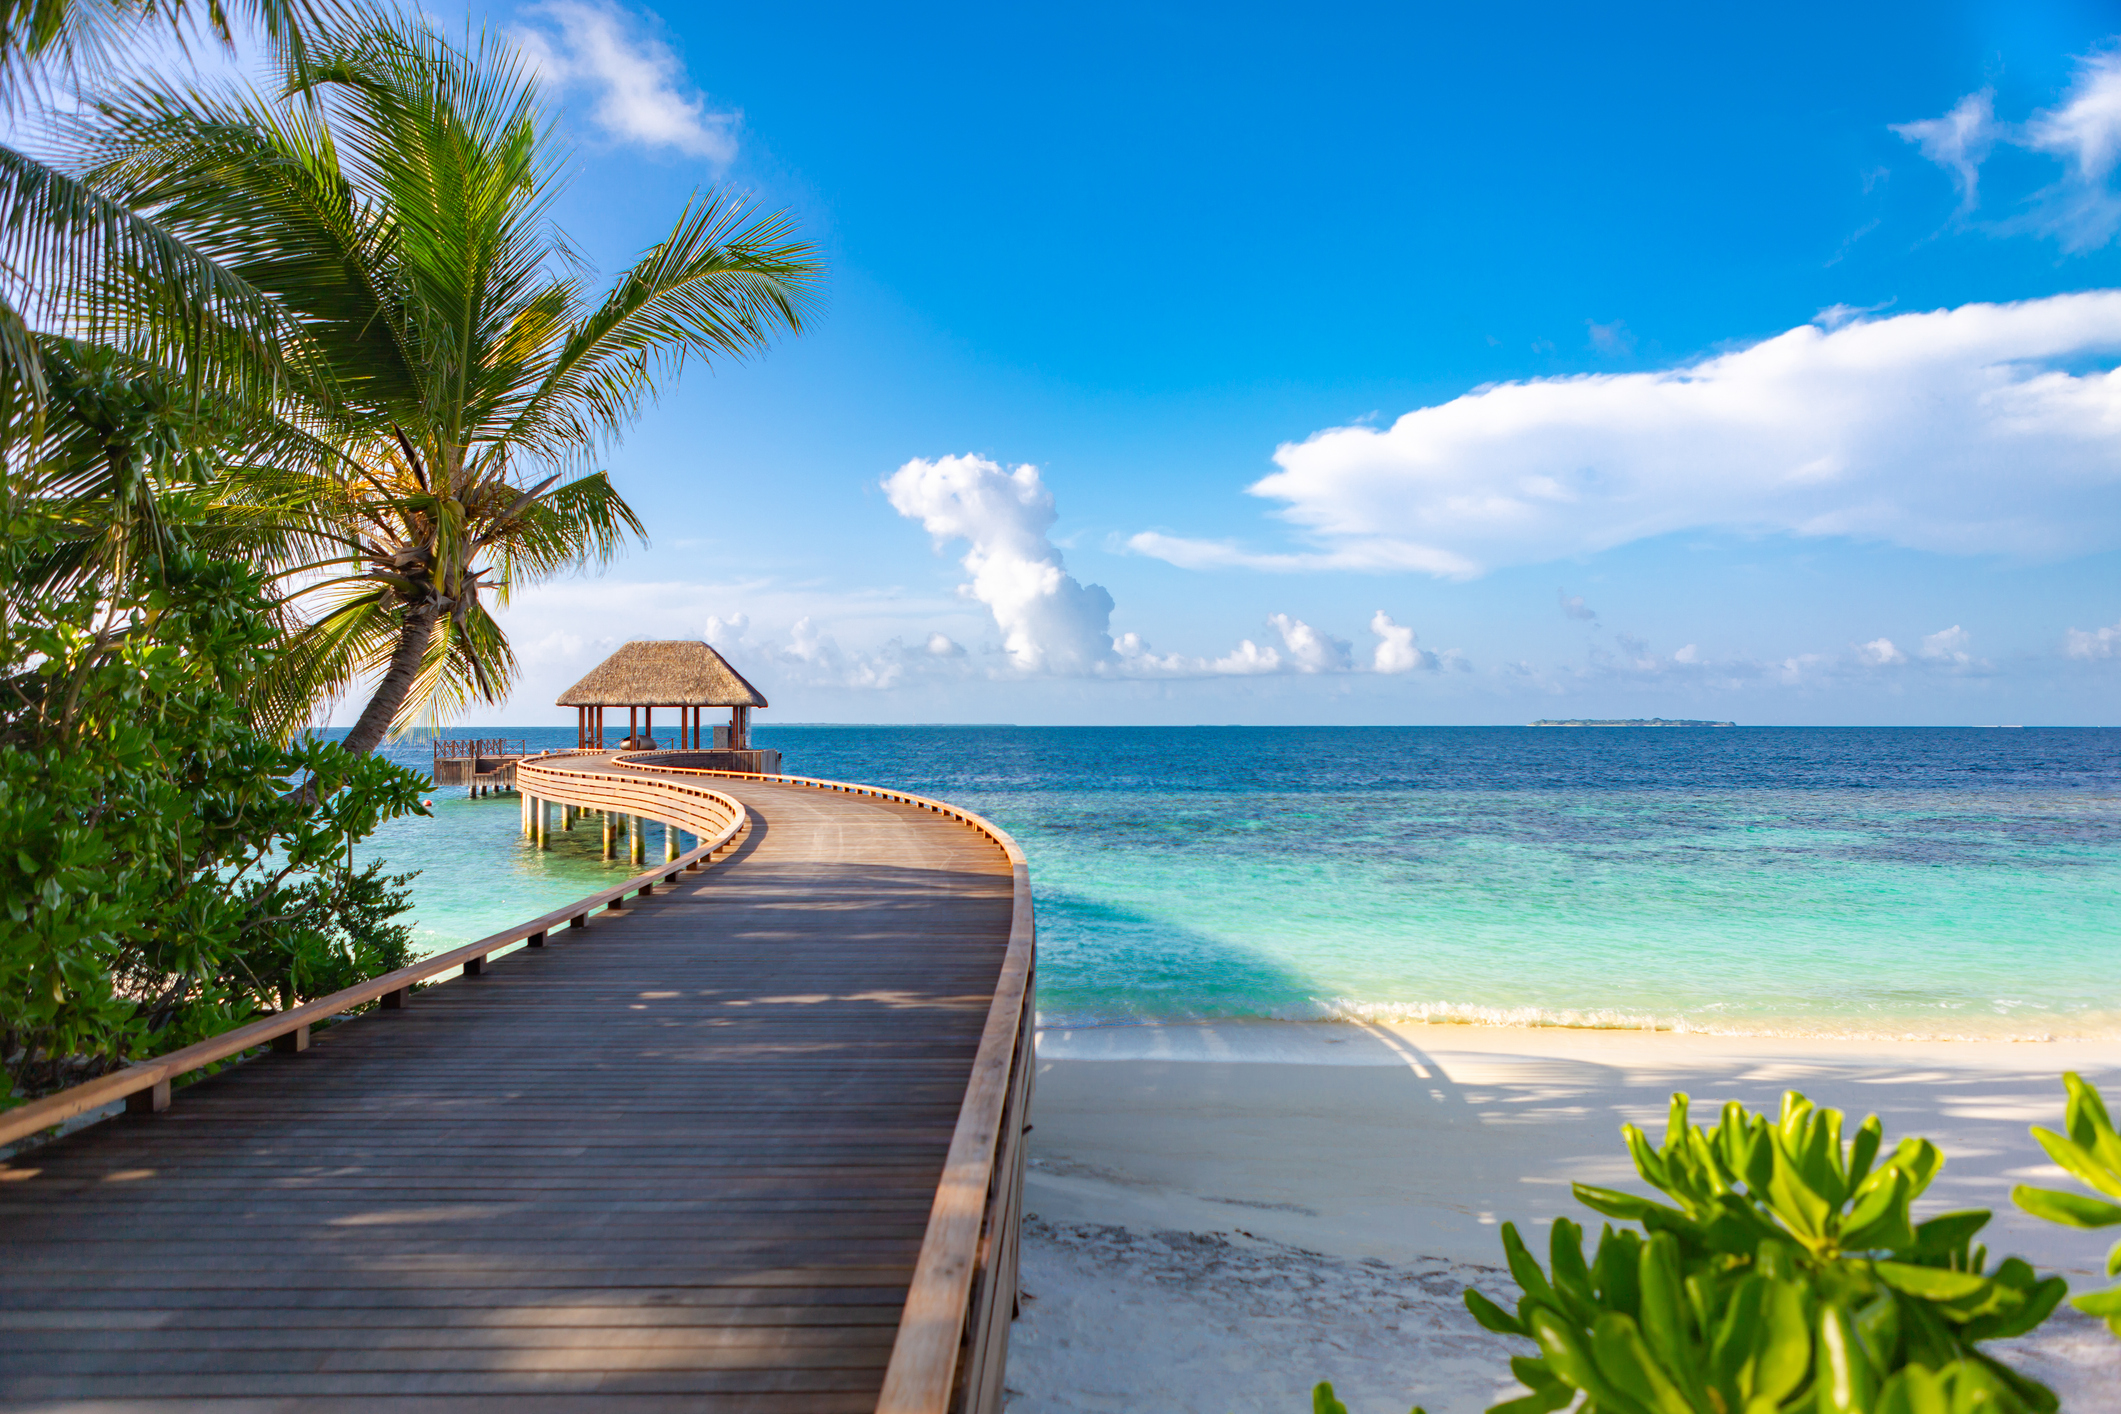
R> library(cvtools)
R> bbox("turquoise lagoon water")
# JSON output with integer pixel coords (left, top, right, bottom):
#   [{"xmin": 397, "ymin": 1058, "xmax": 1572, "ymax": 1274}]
[{"xmin": 362, "ymin": 726, "xmax": 2121, "ymax": 1041}]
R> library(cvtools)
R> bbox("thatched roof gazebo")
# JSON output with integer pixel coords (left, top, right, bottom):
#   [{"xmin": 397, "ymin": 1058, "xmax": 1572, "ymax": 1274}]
[{"xmin": 557, "ymin": 640, "xmax": 768, "ymax": 751}]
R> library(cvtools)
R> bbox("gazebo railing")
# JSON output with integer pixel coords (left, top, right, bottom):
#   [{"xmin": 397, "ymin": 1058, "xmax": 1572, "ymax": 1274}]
[{"xmin": 432, "ymin": 738, "xmax": 532, "ymax": 761}]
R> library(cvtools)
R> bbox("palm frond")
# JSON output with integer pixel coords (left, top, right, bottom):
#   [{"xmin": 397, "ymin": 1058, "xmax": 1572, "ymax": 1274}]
[
  {"xmin": 503, "ymin": 193, "xmax": 822, "ymax": 462},
  {"xmin": 0, "ymin": 141, "xmax": 300, "ymax": 424},
  {"xmin": 0, "ymin": 0, "xmax": 340, "ymax": 115},
  {"xmin": 481, "ymin": 468, "xmax": 644, "ymax": 592}
]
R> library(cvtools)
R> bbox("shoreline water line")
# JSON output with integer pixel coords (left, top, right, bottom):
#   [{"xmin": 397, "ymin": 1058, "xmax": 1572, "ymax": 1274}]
[{"xmin": 1032, "ymin": 1008, "xmax": 2118, "ymax": 1044}]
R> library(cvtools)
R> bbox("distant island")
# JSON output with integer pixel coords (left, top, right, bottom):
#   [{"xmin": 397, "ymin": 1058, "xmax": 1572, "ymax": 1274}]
[{"xmin": 1531, "ymin": 718, "xmax": 1738, "ymax": 727}]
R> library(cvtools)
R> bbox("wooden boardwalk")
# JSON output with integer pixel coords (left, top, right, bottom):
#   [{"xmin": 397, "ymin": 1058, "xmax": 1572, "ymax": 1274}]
[{"xmin": 0, "ymin": 762, "xmax": 1030, "ymax": 1412}]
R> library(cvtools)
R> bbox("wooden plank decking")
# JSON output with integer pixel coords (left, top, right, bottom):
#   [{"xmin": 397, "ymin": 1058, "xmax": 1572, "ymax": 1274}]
[{"xmin": 0, "ymin": 765, "xmax": 1023, "ymax": 1412}]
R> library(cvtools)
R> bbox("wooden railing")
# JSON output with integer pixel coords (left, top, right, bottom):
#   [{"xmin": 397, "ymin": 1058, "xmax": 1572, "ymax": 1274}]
[
  {"xmin": 432, "ymin": 737, "xmax": 532, "ymax": 760},
  {"xmin": 609, "ymin": 751, "xmax": 1037, "ymax": 1414},
  {"xmin": 0, "ymin": 770, "xmax": 747, "ymax": 1151}
]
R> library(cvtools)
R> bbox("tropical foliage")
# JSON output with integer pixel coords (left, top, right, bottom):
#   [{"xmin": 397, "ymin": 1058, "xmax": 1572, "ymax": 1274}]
[
  {"xmin": 0, "ymin": 0, "xmax": 320, "ymax": 436},
  {"xmin": 66, "ymin": 13, "xmax": 823, "ymax": 747},
  {"xmin": 1453, "ymin": 1092, "xmax": 2062, "ymax": 1414},
  {"xmin": 1310, "ymin": 1380, "xmax": 1421, "ymax": 1414},
  {"xmin": 2012, "ymin": 1072, "xmax": 2121, "ymax": 1338},
  {"xmin": 0, "ymin": 507, "xmax": 425, "ymax": 1103}
]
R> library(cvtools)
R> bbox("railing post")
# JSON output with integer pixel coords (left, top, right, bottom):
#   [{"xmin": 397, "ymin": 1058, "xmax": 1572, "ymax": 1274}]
[
  {"xmin": 125, "ymin": 1078, "xmax": 171, "ymax": 1115},
  {"xmin": 271, "ymin": 1025, "xmax": 310, "ymax": 1054}
]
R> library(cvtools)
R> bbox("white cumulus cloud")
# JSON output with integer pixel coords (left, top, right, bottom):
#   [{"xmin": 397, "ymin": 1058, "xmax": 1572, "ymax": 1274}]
[
  {"xmin": 514, "ymin": 1, "xmax": 737, "ymax": 162},
  {"xmin": 1130, "ymin": 295, "xmax": 2121, "ymax": 578},
  {"xmin": 1921, "ymin": 624, "xmax": 1974, "ymax": 664},
  {"xmin": 884, "ymin": 454, "xmax": 1118, "ymax": 675},
  {"xmin": 1206, "ymin": 637, "xmax": 1285, "ymax": 675},
  {"xmin": 887, "ymin": 455, "xmax": 1480, "ymax": 680},
  {"xmin": 1267, "ymin": 612, "xmax": 1352, "ymax": 672},
  {"xmin": 1859, "ymin": 638, "xmax": 1907, "ymax": 666},
  {"xmin": 2066, "ymin": 618, "xmax": 2121, "ymax": 658},
  {"xmin": 1370, "ymin": 611, "xmax": 1445, "ymax": 673}
]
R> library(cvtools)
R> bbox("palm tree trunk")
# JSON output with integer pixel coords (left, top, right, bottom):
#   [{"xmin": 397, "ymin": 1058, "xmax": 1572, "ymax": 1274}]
[{"xmin": 340, "ymin": 603, "xmax": 439, "ymax": 756}]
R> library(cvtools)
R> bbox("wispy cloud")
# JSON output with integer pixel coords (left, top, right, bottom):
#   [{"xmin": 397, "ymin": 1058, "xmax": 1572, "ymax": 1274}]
[
  {"xmin": 2023, "ymin": 48, "xmax": 2121, "ymax": 249},
  {"xmin": 1586, "ymin": 319, "xmax": 1635, "ymax": 356},
  {"xmin": 513, "ymin": 1, "xmax": 737, "ymax": 162},
  {"xmin": 1895, "ymin": 48, "xmax": 2121, "ymax": 249},
  {"xmin": 1131, "ymin": 295, "xmax": 2121, "ymax": 579},
  {"xmin": 1890, "ymin": 90, "xmax": 1995, "ymax": 213},
  {"xmin": 1505, "ymin": 625, "xmax": 1996, "ymax": 697}
]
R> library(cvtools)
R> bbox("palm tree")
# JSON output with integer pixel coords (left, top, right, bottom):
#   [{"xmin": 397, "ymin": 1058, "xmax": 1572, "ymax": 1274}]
[
  {"xmin": 74, "ymin": 15, "xmax": 823, "ymax": 751},
  {"xmin": 0, "ymin": 0, "xmax": 329, "ymax": 432}
]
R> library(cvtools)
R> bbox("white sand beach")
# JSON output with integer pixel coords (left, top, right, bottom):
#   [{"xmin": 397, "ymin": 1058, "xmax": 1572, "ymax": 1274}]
[{"xmin": 1004, "ymin": 1022, "xmax": 2121, "ymax": 1413}]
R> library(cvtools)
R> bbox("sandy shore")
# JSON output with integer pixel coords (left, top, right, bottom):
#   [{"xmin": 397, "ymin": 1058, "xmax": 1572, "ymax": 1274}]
[{"xmin": 1003, "ymin": 1021, "xmax": 2121, "ymax": 1413}]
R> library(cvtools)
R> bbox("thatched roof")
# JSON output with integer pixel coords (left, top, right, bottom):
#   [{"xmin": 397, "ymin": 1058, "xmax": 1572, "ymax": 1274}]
[{"xmin": 556, "ymin": 641, "xmax": 768, "ymax": 708}]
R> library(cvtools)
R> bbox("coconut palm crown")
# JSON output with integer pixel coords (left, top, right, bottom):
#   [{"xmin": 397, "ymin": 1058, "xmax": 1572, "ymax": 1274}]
[
  {"xmin": 71, "ymin": 14, "xmax": 823, "ymax": 750},
  {"xmin": 0, "ymin": 0, "xmax": 336, "ymax": 442}
]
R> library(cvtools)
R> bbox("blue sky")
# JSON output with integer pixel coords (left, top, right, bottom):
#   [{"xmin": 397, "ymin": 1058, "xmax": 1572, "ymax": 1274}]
[{"xmin": 417, "ymin": 2, "xmax": 2121, "ymax": 722}]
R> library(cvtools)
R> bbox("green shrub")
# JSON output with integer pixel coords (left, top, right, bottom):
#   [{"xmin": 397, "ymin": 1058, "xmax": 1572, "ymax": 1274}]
[
  {"xmin": 0, "ymin": 526, "xmax": 428, "ymax": 1101},
  {"xmin": 1461, "ymin": 1091, "xmax": 2062, "ymax": 1414},
  {"xmin": 1309, "ymin": 1380, "xmax": 1421, "ymax": 1414},
  {"xmin": 2011, "ymin": 1072, "xmax": 2121, "ymax": 1338}
]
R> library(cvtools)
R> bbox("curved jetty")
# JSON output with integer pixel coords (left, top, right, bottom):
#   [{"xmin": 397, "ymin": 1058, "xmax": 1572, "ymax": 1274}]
[{"xmin": 0, "ymin": 754, "xmax": 1035, "ymax": 1414}]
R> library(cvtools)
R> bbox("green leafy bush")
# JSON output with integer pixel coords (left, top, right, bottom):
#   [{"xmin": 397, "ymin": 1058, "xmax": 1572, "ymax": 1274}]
[
  {"xmin": 2012, "ymin": 1072, "xmax": 2121, "ymax": 1338},
  {"xmin": 0, "ymin": 522, "xmax": 427, "ymax": 1102},
  {"xmin": 1309, "ymin": 1380, "xmax": 1421, "ymax": 1414},
  {"xmin": 1462, "ymin": 1091, "xmax": 2062, "ymax": 1414}
]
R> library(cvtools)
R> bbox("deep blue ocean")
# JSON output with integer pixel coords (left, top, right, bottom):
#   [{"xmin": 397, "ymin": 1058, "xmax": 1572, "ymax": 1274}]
[{"xmin": 359, "ymin": 726, "xmax": 2121, "ymax": 1040}]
